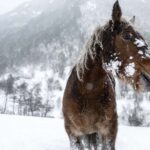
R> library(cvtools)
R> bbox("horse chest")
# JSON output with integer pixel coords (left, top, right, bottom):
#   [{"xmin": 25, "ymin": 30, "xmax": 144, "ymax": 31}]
[
  {"xmin": 63, "ymin": 67, "xmax": 116, "ymax": 137},
  {"xmin": 68, "ymin": 110, "xmax": 114, "ymax": 136}
]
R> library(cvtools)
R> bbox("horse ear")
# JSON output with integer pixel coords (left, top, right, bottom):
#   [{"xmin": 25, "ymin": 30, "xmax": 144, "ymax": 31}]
[
  {"xmin": 112, "ymin": 0, "xmax": 122, "ymax": 23},
  {"xmin": 130, "ymin": 16, "xmax": 135, "ymax": 24}
]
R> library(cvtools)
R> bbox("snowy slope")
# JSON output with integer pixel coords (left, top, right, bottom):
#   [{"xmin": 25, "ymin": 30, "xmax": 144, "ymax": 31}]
[{"xmin": 0, "ymin": 115, "xmax": 150, "ymax": 150}]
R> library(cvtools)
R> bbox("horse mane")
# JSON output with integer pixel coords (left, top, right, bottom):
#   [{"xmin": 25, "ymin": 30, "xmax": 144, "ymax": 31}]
[
  {"xmin": 75, "ymin": 18, "xmax": 133, "ymax": 81},
  {"xmin": 75, "ymin": 24, "xmax": 107, "ymax": 81}
]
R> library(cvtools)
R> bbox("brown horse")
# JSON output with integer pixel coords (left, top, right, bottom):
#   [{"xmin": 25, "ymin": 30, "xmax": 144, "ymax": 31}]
[{"xmin": 63, "ymin": 1, "xmax": 150, "ymax": 150}]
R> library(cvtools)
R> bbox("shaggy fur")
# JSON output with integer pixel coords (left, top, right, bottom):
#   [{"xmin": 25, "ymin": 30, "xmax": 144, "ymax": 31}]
[{"xmin": 63, "ymin": 1, "xmax": 150, "ymax": 150}]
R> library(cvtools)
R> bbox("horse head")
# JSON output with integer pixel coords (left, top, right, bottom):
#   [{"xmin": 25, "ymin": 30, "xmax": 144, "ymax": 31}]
[{"xmin": 104, "ymin": 1, "xmax": 150, "ymax": 91}]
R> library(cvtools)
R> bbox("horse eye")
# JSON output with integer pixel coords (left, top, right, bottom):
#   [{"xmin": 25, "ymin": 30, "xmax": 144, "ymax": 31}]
[{"xmin": 122, "ymin": 33, "xmax": 133, "ymax": 40}]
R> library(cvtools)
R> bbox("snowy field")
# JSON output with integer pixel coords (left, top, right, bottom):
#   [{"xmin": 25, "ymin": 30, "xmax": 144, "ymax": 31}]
[{"xmin": 0, "ymin": 114, "xmax": 150, "ymax": 150}]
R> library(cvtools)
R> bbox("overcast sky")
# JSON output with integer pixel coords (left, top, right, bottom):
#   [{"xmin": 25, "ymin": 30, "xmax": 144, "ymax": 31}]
[{"xmin": 0, "ymin": 0, "xmax": 31, "ymax": 14}]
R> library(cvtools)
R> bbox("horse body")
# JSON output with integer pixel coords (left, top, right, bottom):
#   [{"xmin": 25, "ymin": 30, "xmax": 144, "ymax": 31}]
[
  {"xmin": 63, "ymin": 55, "xmax": 117, "ymax": 149},
  {"xmin": 63, "ymin": 1, "xmax": 150, "ymax": 150}
]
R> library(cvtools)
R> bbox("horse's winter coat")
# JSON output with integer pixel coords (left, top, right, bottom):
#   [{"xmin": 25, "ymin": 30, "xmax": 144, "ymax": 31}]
[{"xmin": 63, "ymin": 1, "xmax": 150, "ymax": 150}]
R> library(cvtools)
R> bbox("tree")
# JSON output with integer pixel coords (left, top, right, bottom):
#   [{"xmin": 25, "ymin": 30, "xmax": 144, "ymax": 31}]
[
  {"xmin": 16, "ymin": 82, "xmax": 28, "ymax": 115},
  {"xmin": 3, "ymin": 74, "xmax": 15, "ymax": 113},
  {"xmin": 27, "ymin": 83, "xmax": 42, "ymax": 116},
  {"xmin": 128, "ymin": 93, "xmax": 144, "ymax": 126}
]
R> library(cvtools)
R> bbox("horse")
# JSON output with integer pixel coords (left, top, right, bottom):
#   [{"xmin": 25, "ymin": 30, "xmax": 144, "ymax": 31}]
[{"xmin": 62, "ymin": 1, "xmax": 150, "ymax": 150}]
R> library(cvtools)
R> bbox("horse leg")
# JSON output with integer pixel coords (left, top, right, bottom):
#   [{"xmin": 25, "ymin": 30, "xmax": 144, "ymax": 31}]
[
  {"xmin": 101, "ymin": 137, "xmax": 115, "ymax": 150},
  {"xmin": 83, "ymin": 134, "xmax": 97, "ymax": 150},
  {"xmin": 100, "ymin": 121, "xmax": 118, "ymax": 150},
  {"xmin": 65, "ymin": 124, "xmax": 84, "ymax": 150},
  {"xmin": 89, "ymin": 133, "xmax": 101, "ymax": 150},
  {"xmin": 82, "ymin": 135, "xmax": 91, "ymax": 150},
  {"xmin": 83, "ymin": 133, "xmax": 102, "ymax": 150},
  {"xmin": 69, "ymin": 135, "xmax": 84, "ymax": 150}
]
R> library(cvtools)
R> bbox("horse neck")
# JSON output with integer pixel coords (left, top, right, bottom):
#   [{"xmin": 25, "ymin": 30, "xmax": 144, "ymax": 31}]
[{"xmin": 81, "ymin": 53, "xmax": 106, "ymax": 82}]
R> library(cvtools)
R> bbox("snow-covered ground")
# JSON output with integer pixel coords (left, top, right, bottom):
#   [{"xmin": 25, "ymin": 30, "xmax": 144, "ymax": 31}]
[{"xmin": 0, "ymin": 114, "xmax": 150, "ymax": 150}]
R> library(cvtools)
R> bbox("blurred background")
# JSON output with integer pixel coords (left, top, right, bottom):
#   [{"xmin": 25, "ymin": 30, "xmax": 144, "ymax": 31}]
[{"xmin": 0, "ymin": 0, "xmax": 150, "ymax": 126}]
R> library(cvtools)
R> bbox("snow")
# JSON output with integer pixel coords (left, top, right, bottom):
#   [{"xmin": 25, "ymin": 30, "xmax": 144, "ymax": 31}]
[
  {"xmin": 105, "ymin": 60, "xmax": 121, "ymax": 74},
  {"xmin": 10, "ymin": 12, "xmax": 18, "ymax": 17},
  {"xmin": 112, "ymin": 60, "xmax": 121, "ymax": 71},
  {"xmin": 0, "ymin": 115, "xmax": 69, "ymax": 150},
  {"xmin": 0, "ymin": 115, "xmax": 150, "ymax": 150},
  {"xmin": 24, "ymin": 3, "xmax": 30, "ymax": 8},
  {"xmin": 129, "ymin": 56, "xmax": 133, "ymax": 60},
  {"xmin": 125, "ymin": 63, "xmax": 135, "ymax": 77},
  {"xmin": 134, "ymin": 38, "xmax": 146, "ymax": 48},
  {"xmin": 141, "ymin": 0, "xmax": 146, "ymax": 3},
  {"xmin": 32, "ymin": 10, "xmax": 43, "ymax": 17},
  {"xmin": 84, "ymin": 1, "xmax": 97, "ymax": 11},
  {"xmin": 49, "ymin": 0, "xmax": 54, "ymax": 4},
  {"xmin": 138, "ymin": 50, "xmax": 144, "ymax": 55}
]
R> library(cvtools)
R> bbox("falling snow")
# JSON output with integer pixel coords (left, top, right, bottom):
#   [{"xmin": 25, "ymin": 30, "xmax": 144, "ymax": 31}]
[{"xmin": 125, "ymin": 63, "xmax": 135, "ymax": 77}]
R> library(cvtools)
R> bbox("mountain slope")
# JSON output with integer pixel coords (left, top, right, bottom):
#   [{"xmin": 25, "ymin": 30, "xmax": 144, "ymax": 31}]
[
  {"xmin": 0, "ymin": 0, "xmax": 83, "ymax": 72},
  {"xmin": 0, "ymin": 0, "xmax": 149, "ymax": 74}
]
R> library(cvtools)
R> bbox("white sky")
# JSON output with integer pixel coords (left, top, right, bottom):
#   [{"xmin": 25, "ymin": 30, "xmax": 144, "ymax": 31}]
[{"xmin": 0, "ymin": 0, "xmax": 31, "ymax": 15}]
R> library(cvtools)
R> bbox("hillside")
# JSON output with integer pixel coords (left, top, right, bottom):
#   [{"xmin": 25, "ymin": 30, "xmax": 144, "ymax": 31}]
[{"xmin": 0, "ymin": 0, "xmax": 149, "ymax": 72}]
